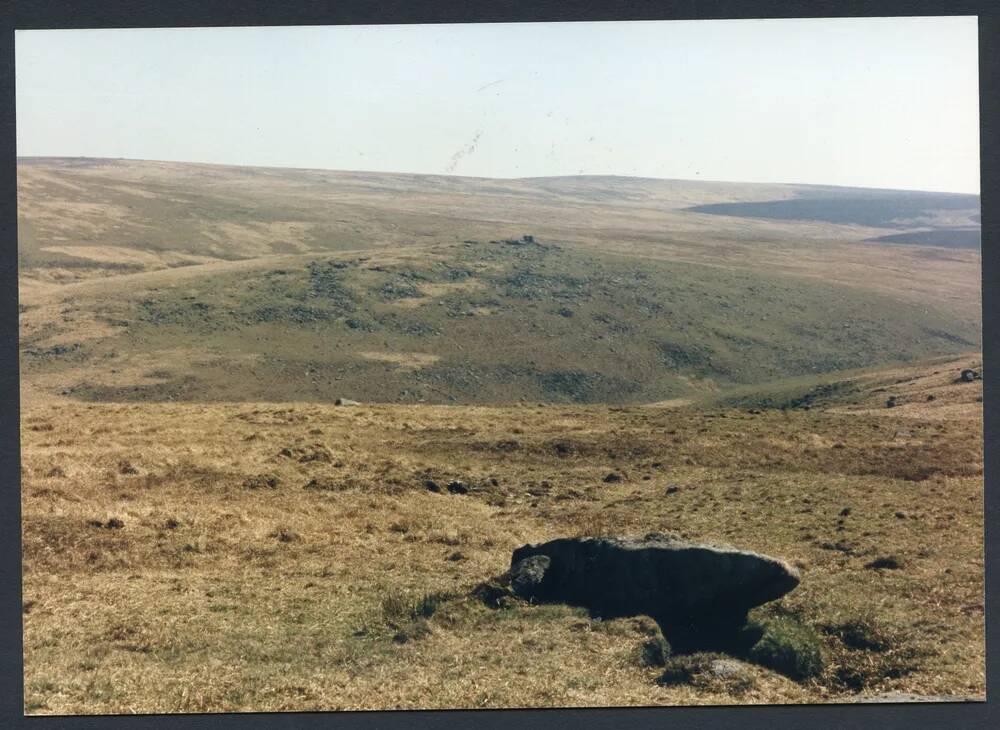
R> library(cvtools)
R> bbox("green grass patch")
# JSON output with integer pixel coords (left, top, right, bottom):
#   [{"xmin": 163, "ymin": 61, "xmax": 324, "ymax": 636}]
[{"xmin": 747, "ymin": 617, "xmax": 824, "ymax": 681}]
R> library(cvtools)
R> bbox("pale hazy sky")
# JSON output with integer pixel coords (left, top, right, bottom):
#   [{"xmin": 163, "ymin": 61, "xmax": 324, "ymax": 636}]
[{"xmin": 15, "ymin": 17, "xmax": 981, "ymax": 193}]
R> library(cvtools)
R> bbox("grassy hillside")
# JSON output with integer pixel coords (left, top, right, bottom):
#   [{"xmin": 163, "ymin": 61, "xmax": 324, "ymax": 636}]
[
  {"xmin": 17, "ymin": 158, "xmax": 983, "ymax": 406},
  {"xmin": 19, "ymin": 238, "xmax": 980, "ymax": 404},
  {"xmin": 17, "ymin": 160, "xmax": 981, "ymax": 317},
  {"xmin": 20, "ymin": 355, "xmax": 984, "ymax": 713}
]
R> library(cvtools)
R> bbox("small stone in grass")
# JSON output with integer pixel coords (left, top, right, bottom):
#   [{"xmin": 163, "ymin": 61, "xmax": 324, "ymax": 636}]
[
  {"xmin": 865, "ymin": 555, "xmax": 904, "ymax": 570},
  {"xmin": 243, "ymin": 473, "xmax": 280, "ymax": 490},
  {"xmin": 303, "ymin": 477, "xmax": 343, "ymax": 491},
  {"xmin": 708, "ymin": 658, "xmax": 747, "ymax": 679}
]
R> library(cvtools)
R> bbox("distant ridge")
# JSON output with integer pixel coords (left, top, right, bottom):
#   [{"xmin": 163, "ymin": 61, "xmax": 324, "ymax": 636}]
[{"xmin": 16, "ymin": 156, "xmax": 979, "ymax": 197}]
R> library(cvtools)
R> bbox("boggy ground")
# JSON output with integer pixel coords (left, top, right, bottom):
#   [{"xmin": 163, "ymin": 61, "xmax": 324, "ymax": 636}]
[{"xmin": 20, "ymin": 356, "xmax": 984, "ymax": 713}]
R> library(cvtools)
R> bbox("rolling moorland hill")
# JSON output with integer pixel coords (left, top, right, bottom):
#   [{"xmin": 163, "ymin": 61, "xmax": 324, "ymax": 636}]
[{"xmin": 17, "ymin": 158, "xmax": 981, "ymax": 406}]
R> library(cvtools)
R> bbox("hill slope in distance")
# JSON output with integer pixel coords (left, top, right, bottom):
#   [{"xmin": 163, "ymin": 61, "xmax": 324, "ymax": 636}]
[{"xmin": 17, "ymin": 158, "xmax": 982, "ymax": 405}]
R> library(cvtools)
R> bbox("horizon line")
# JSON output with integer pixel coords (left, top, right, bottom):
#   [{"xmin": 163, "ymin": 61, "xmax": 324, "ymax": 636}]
[{"xmin": 15, "ymin": 154, "xmax": 982, "ymax": 198}]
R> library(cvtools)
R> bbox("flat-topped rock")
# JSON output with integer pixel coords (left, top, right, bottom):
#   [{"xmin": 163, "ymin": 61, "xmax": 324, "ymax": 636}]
[{"xmin": 510, "ymin": 533, "xmax": 800, "ymax": 650}]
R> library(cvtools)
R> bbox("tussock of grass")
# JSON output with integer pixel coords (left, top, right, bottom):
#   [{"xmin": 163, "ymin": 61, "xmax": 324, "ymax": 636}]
[
  {"xmin": 356, "ymin": 589, "xmax": 461, "ymax": 646},
  {"xmin": 816, "ymin": 608, "xmax": 936, "ymax": 692},
  {"xmin": 821, "ymin": 609, "xmax": 897, "ymax": 652},
  {"xmin": 380, "ymin": 590, "xmax": 455, "ymax": 625},
  {"xmin": 747, "ymin": 618, "xmax": 824, "ymax": 681}
]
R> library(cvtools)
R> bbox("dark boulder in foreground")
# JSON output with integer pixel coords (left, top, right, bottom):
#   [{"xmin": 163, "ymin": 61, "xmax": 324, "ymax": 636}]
[{"xmin": 509, "ymin": 533, "xmax": 800, "ymax": 651}]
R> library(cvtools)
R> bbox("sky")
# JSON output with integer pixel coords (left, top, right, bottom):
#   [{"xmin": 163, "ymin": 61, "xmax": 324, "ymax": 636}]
[{"xmin": 15, "ymin": 17, "xmax": 981, "ymax": 194}]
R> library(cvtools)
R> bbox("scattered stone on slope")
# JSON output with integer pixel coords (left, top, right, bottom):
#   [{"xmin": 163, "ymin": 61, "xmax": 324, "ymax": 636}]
[
  {"xmin": 960, "ymin": 369, "xmax": 980, "ymax": 383},
  {"xmin": 865, "ymin": 555, "xmax": 904, "ymax": 570},
  {"xmin": 303, "ymin": 477, "xmax": 346, "ymax": 492},
  {"xmin": 278, "ymin": 444, "xmax": 333, "ymax": 463},
  {"xmin": 335, "ymin": 398, "xmax": 360, "ymax": 406},
  {"xmin": 89, "ymin": 518, "xmax": 124, "ymax": 529},
  {"xmin": 508, "ymin": 534, "xmax": 800, "ymax": 651},
  {"xmin": 243, "ymin": 473, "xmax": 280, "ymax": 490},
  {"xmin": 707, "ymin": 658, "xmax": 748, "ymax": 679}
]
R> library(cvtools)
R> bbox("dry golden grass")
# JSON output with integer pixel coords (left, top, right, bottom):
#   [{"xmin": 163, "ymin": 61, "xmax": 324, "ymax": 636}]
[
  {"xmin": 17, "ymin": 160, "xmax": 983, "ymax": 713},
  {"xmin": 21, "ymin": 357, "xmax": 984, "ymax": 714}
]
